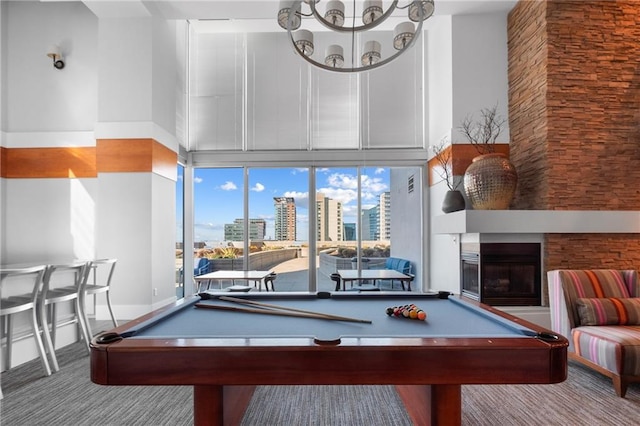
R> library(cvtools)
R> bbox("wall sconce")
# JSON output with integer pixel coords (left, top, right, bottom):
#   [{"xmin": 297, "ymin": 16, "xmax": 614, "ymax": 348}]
[{"xmin": 46, "ymin": 45, "xmax": 65, "ymax": 70}]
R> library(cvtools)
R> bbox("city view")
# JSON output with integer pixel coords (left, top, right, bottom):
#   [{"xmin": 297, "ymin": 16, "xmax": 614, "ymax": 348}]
[{"xmin": 178, "ymin": 167, "xmax": 392, "ymax": 246}]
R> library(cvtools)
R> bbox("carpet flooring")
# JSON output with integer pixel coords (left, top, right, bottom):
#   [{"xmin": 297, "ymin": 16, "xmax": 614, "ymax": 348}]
[{"xmin": 1, "ymin": 342, "xmax": 639, "ymax": 425}]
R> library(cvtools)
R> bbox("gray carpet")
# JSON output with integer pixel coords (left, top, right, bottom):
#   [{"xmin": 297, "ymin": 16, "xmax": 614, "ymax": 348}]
[{"xmin": 1, "ymin": 342, "xmax": 639, "ymax": 425}]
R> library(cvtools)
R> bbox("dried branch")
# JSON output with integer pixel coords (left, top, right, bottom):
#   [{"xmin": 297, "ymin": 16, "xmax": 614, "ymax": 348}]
[
  {"xmin": 459, "ymin": 104, "xmax": 506, "ymax": 155},
  {"xmin": 431, "ymin": 139, "xmax": 460, "ymax": 191}
]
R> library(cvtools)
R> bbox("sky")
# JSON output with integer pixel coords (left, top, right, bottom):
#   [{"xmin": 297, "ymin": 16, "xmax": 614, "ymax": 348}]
[{"xmin": 177, "ymin": 166, "xmax": 390, "ymax": 244}]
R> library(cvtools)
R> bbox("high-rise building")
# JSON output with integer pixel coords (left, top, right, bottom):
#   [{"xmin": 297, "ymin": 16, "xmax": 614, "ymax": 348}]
[
  {"xmin": 361, "ymin": 205, "xmax": 379, "ymax": 241},
  {"xmin": 316, "ymin": 192, "xmax": 343, "ymax": 242},
  {"xmin": 380, "ymin": 191, "xmax": 391, "ymax": 240},
  {"xmin": 343, "ymin": 223, "xmax": 356, "ymax": 241},
  {"xmin": 224, "ymin": 218, "xmax": 266, "ymax": 241},
  {"xmin": 274, "ymin": 197, "xmax": 296, "ymax": 241}
]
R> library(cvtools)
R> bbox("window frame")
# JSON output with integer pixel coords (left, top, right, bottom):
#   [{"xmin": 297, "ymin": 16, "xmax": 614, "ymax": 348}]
[{"xmin": 182, "ymin": 149, "xmax": 428, "ymax": 295}]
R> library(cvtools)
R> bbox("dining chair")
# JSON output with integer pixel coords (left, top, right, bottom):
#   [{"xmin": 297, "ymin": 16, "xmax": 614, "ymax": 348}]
[
  {"xmin": 330, "ymin": 273, "xmax": 342, "ymax": 291},
  {"xmin": 264, "ymin": 272, "xmax": 277, "ymax": 291},
  {"xmin": 39, "ymin": 261, "xmax": 90, "ymax": 372},
  {"xmin": 0, "ymin": 265, "xmax": 52, "ymax": 380},
  {"xmin": 80, "ymin": 259, "xmax": 117, "ymax": 341}
]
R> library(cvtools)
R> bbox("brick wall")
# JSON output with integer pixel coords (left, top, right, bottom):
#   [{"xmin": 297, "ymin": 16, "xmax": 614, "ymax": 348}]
[{"xmin": 508, "ymin": 0, "xmax": 640, "ymax": 275}]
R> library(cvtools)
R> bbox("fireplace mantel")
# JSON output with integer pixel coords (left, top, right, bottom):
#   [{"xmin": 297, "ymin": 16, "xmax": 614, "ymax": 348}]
[{"xmin": 433, "ymin": 210, "xmax": 640, "ymax": 234}]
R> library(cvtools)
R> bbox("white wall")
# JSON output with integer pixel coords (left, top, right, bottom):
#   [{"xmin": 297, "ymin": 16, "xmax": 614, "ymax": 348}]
[
  {"xmin": 152, "ymin": 15, "xmax": 178, "ymax": 138},
  {"xmin": 5, "ymin": 1, "xmax": 97, "ymax": 132},
  {"xmin": 451, "ymin": 13, "xmax": 510, "ymax": 143},
  {"xmin": 98, "ymin": 18, "xmax": 152, "ymax": 122},
  {"xmin": 96, "ymin": 173, "xmax": 154, "ymax": 317},
  {"xmin": 426, "ymin": 15, "xmax": 454, "ymax": 146},
  {"xmin": 428, "ymin": 11, "xmax": 512, "ymax": 296},
  {"xmin": 2, "ymin": 1, "xmax": 178, "ymax": 334},
  {"xmin": 3, "ymin": 179, "xmax": 97, "ymax": 263},
  {"xmin": 0, "ymin": 0, "xmax": 6, "ymax": 130},
  {"xmin": 429, "ymin": 179, "xmax": 462, "ymax": 294},
  {"xmin": 151, "ymin": 173, "xmax": 177, "ymax": 307},
  {"xmin": 390, "ymin": 167, "xmax": 424, "ymax": 290},
  {"xmin": 1, "ymin": 1, "xmax": 6, "ymax": 263},
  {"xmin": 94, "ymin": 11, "xmax": 179, "ymax": 316}
]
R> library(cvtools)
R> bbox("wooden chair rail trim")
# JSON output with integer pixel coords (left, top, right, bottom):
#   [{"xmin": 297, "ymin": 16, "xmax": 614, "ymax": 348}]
[{"xmin": 0, "ymin": 139, "xmax": 177, "ymax": 180}]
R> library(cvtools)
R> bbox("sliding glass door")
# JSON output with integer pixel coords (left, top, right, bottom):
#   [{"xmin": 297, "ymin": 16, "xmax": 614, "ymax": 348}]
[{"xmin": 190, "ymin": 164, "xmax": 423, "ymax": 292}]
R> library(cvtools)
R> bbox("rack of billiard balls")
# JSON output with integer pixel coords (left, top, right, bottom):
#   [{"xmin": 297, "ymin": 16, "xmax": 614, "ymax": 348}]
[{"xmin": 386, "ymin": 304, "xmax": 426, "ymax": 321}]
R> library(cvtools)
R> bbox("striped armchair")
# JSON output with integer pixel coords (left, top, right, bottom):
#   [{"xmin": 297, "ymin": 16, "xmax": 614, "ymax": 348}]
[{"xmin": 548, "ymin": 269, "xmax": 640, "ymax": 397}]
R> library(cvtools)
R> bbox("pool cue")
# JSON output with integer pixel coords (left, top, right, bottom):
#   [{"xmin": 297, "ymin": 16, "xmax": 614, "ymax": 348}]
[
  {"xmin": 214, "ymin": 296, "xmax": 372, "ymax": 324},
  {"xmin": 220, "ymin": 295, "xmax": 371, "ymax": 323},
  {"xmin": 194, "ymin": 302, "xmax": 371, "ymax": 323}
]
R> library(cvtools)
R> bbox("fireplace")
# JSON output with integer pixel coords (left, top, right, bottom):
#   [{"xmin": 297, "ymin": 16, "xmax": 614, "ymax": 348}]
[{"xmin": 461, "ymin": 243, "xmax": 541, "ymax": 306}]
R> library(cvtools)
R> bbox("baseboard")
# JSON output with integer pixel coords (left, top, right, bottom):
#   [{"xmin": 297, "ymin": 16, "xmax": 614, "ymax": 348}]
[{"xmin": 1, "ymin": 321, "xmax": 82, "ymax": 372}]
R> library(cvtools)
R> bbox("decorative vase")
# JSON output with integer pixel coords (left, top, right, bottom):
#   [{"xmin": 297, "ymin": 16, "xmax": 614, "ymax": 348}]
[
  {"xmin": 442, "ymin": 190, "xmax": 466, "ymax": 213},
  {"xmin": 463, "ymin": 153, "xmax": 517, "ymax": 210}
]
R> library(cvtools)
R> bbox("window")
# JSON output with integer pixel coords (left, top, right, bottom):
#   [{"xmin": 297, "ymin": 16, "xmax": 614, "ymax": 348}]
[
  {"xmin": 188, "ymin": 24, "xmax": 423, "ymax": 151},
  {"xmin": 175, "ymin": 164, "xmax": 185, "ymax": 298},
  {"xmin": 190, "ymin": 164, "xmax": 423, "ymax": 292}
]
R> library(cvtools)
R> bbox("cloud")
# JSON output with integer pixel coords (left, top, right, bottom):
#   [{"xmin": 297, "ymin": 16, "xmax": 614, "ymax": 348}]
[
  {"xmin": 375, "ymin": 167, "xmax": 385, "ymax": 175},
  {"xmin": 220, "ymin": 181, "xmax": 237, "ymax": 191},
  {"xmin": 195, "ymin": 222, "xmax": 221, "ymax": 230},
  {"xmin": 193, "ymin": 176, "xmax": 203, "ymax": 184},
  {"xmin": 361, "ymin": 174, "xmax": 388, "ymax": 193},
  {"xmin": 284, "ymin": 190, "xmax": 308, "ymax": 199},
  {"xmin": 318, "ymin": 187, "xmax": 358, "ymax": 205},
  {"xmin": 318, "ymin": 171, "xmax": 388, "ymax": 206},
  {"xmin": 251, "ymin": 182, "xmax": 265, "ymax": 192},
  {"xmin": 284, "ymin": 191, "xmax": 309, "ymax": 209},
  {"xmin": 327, "ymin": 172, "xmax": 358, "ymax": 190}
]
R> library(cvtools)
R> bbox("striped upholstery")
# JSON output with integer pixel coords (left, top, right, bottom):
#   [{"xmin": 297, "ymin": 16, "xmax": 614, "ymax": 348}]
[
  {"xmin": 572, "ymin": 326, "xmax": 640, "ymax": 375},
  {"xmin": 576, "ymin": 298, "xmax": 640, "ymax": 326},
  {"xmin": 549, "ymin": 270, "xmax": 639, "ymax": 349},
  {"xmin": 548, "ymin": 269, "xmax": 640, "ymax": 396}
]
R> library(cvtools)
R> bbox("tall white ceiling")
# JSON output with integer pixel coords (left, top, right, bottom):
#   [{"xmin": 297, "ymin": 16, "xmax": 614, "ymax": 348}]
[{"xmin": 80, "ymin": 0, "xmax": 518, "ymax": 21}]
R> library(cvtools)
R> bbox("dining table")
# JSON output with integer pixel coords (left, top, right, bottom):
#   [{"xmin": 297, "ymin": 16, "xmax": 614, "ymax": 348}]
[
  {"xmin": 337, "ymin": 269, "xmax": 413, "ymax": 291},
  {"xmin": 193, "ymin": 270, "xmax": 273, "ymax": 292}
]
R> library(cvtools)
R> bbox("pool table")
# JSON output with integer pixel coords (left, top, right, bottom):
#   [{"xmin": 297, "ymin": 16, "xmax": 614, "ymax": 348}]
[{"xmin": 90, "ymin": 292, "xmax": 568, "ymax": 426}]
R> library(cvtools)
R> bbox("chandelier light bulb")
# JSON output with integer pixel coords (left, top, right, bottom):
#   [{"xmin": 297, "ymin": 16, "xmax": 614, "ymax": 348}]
[
  {"xmin": 294, "ymin": 29, "xmax": 314, "ymax": 56},
  {"xmin": 325, "ymin": 44, "xmax": 344, "ymax": 68},
  {"xmin": 362, "ymin": 0, "xmax": 383, "ymax": 25},
  {"xmin": 278, "ymin": 1, "xmax": 435, "ymax": 73},
  {"xmin": 325, "ymin": 1, "xmax": 345, "ymax": 27},
  {"xmin": 278, "ymin": 1, "xmax": 301, "ymax": 30},
  {"xmin": 409, "ymin": 0, "xmax": 435, "ymax": 22},
  {"xmin": 393, "ymin": 22, "xmax": 415, "ymax": 50},
  {"xmin": 361, "ymin": 40, "xmax": 381, "ymax": 66}
]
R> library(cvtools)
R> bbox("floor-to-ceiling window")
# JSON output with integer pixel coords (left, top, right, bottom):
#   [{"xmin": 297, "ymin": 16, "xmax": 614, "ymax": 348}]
[
  {"xmin": 248, "ymin": 167, "xmax": 310, "ymax": 290},
  {"xmin": 184, "ymin": 19, "xmax": 427, "ymax": 291},
  {"xmin": 176, "ymin": 164, "xmax": 185, "ymax": 298},
  {"xmin": 190, "ymin": 163, "xmax": 424, "ymax": 292}
]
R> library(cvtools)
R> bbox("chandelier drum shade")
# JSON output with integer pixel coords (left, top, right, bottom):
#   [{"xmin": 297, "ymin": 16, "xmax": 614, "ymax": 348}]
[{"xmin": 277, "ymin": 0, "xmax": 435, "ymax": 73}]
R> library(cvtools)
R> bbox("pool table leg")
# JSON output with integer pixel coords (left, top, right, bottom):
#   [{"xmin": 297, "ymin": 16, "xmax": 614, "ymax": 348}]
[
  {"xmin": 396, "ymin": 384, "xmax": 461, "ymax": 426},
  {"xmin": 193, "ymin": 385, "xmax": 256, "ymax": 426}
]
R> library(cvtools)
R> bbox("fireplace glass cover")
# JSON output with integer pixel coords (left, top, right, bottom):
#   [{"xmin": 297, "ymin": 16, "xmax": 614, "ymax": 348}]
[{"xmin": 461, "ymin": 243, "xmax": 541, "ymax": 306}]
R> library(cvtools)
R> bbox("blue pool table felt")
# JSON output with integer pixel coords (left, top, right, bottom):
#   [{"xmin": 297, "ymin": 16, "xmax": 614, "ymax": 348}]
[{"xmin": 125, "ymin": 295, "xmax": 536, "ymax": 343}]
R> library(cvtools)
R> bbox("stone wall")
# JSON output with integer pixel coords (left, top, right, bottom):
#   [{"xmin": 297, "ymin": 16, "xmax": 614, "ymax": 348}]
[
  {"xmin": 507, "ymin": 0, "xmax": 640, "ymax": 272},
  {"xmin": 507, "ymin": 0, "xmax": 549, "ymax": 210}
]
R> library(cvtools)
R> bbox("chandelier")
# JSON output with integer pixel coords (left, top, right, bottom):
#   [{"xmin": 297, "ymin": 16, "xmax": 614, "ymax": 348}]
[{"xmin": 277, "ymin": 1, "xmax": 435, "ymax": 73}]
